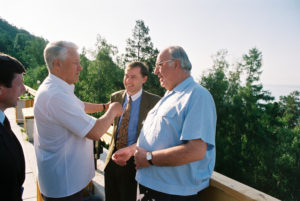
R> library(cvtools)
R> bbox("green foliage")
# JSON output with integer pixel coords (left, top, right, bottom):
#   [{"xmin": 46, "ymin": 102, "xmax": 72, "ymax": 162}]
[
  {"xmin": 125, "ymin": 20, "xmax": 156, "ymax": 62},
  {"xmin": 19, "ymin": 91, "xmax": 34, "ymax": 100},
  {"xmin": 2, "ymin": 16, "xmax": 299, "ymax": 200},
  {"xmin": 279, "ymin": 91, "xmax": 300, "ymax": 129},
  {"xmin": 75, "ymin": 36, "xmax": 123, "ymax": 107},
  {"xmin": 124, "ymin": 20, "xmax": 164, "ymax": 96},
  {"xmin": 200, "ymin": 48, "xmax": 300, "ymax": 201},
  {"xmin": 24, "ymin": 65, "xmax": 48, "ymax": 89},
  {"xmin": 0, "ymin": 18, "xmax": 47, "ymax": 69}
]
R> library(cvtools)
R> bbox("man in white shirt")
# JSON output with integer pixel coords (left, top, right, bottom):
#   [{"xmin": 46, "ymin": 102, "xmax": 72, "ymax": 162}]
[{"xmin": 34, "ymin": 41, "xmax": 122, "ymax": 201}]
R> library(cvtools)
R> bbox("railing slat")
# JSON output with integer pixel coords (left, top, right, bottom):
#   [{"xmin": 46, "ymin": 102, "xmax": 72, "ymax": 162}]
[{"xmin": 25, "ymin": 85, "xmax": 37, "ymax": 96}]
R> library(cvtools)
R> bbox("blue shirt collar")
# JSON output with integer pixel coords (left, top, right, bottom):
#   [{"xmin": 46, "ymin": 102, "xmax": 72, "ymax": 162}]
[
  {"xmin": 168, "ymin": 76, "xmax": 193, "ymax": 93},
  {"xmin": 0, "ymin": 110, "xmax": 5, "ymax": 125}
]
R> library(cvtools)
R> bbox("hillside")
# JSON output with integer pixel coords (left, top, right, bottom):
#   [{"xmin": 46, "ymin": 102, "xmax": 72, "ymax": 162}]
[{"xmin": 0, "ymin": 17, "xmax": 47, "ymax": 69}]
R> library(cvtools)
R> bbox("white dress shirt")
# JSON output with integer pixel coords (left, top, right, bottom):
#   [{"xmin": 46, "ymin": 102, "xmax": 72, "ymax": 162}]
[{"xmin": 34, "ymin": 74, "xmax": 96, "ymax": 197}]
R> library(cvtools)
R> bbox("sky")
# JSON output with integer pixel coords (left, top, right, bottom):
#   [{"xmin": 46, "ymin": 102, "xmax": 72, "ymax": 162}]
[{"xmin": 1, "ymin": 0, "xmax": 300, "ymax": 96}]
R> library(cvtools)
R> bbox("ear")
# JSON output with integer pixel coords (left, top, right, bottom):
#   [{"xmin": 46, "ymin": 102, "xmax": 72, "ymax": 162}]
[
  {"xmin": 174, "ymin": 59, "xmax": 181, "ymax": 70},
  {"xmin": 142, "ymin": 76, "xmax": 148, "ymax": 84},
  {"xmin": 53, "ymin": 59, "xmax": 62, "ymax": 69},
  {"xmin": 51, "ymin": 59, "xmax": 62, "ymax": 73}
]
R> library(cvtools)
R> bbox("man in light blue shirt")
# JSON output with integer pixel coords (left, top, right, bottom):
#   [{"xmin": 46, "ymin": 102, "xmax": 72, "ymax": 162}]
[{"xmin": 134, "ymin": 46, "xmax": 217, "ymax": 201}]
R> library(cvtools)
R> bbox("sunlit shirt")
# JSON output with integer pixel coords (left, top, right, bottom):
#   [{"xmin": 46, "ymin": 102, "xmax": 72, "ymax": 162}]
[
  {"xmin": 34, "ymin": 74, "xmax": 96, "ymax": 197},
  {"xmin": 136, "ymin": 77, "xmax": 217, "ymax": 196}
]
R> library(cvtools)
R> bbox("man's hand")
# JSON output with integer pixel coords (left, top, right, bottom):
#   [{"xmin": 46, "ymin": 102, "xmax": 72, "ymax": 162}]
[
  {"xmin": 108, "ymin": 102, "xmax": 122, "ymax": 117},
  {"xmin": 134, "ymin": 146, "xmax": 151, "ymax": 169},
  {"xmin": 103, "ymin": 102, "xmax": 110, "ymax": 112},
  {"xmin": 112, "ymin": 143, "xmax": 136, "ymax": 166},
  {"xmin": 85, "ymin": 102, "xmax": 122, "ymax": 140}
]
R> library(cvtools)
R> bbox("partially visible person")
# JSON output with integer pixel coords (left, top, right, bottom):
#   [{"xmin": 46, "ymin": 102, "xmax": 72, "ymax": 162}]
[
  {"xmin": 134, "ymin": 46, "xmax": 217, "ymax": 201},
  {"xmin": 104, "ymin": 61, "xmax": 160, "ymax": 201},
  {"xmin": 34, "ymin": 41, "xmax": 122, "ymax": 201},
  {"xmin": 0, "ymin": 53, "xmax": 26, "ymax": 201}
]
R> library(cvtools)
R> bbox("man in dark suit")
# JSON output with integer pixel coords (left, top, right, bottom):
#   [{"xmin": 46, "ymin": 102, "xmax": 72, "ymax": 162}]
[
  {"xmin": 0, "ymin": 53, "xmax": 26, "ymax": 201},
  {"xmin": 104, "ymin": 61, "xmax": 160, "ymax": 201}
]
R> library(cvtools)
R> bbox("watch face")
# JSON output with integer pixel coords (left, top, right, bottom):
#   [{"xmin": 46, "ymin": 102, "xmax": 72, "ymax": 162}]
[{"xmin": 146, "ymin": 152, "xmax": 152, "ymax": 160}]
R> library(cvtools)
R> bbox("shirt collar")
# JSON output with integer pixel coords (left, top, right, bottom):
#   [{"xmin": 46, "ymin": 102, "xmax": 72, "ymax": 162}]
[
  {"xmin": 167, "ymin": 76, "xmax": 193, "ymax": 94},
  {"xmin": 49, "ymin": 73, "xmax": 75, "ymax": 92},
  {"xmin": 126, "ymin": 88, "xmax": 143, "ymax": 102},
  {"xmin": 0, "ymin": 110, "xmax": 5, "ymax": 125}
]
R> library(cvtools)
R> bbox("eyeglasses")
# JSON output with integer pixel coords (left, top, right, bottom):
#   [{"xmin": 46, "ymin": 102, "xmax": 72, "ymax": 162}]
[{"xmin": 155, "ymin": 59, "xmax": 174, "ymax": 69}]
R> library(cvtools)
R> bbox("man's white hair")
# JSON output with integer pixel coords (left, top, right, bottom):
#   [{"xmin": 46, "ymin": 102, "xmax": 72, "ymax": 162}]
[
  {"xmin": 43, "ymin": 41, "xmax": 78, "ymax": 71},
  {"xmin": 168, "ymin": 46, "xmax": 192, "ymax": 74}
]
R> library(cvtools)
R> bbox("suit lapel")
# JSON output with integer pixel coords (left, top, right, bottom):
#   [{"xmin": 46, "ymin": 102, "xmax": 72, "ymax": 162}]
[
  {"xmin": 0, "ymin": 124, "xmax": 17, "ymax": 157},
  {"xmin": 113, "ymin": 91, "xmax": 126, "ymax": 138},
  {"xmin": 0, "ymin": 123, "xmax": 25, "ymax": 182}
]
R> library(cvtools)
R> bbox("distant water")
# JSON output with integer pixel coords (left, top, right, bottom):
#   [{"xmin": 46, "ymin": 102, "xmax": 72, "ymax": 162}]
[{"xmin": 264, "ymin": 84, "xmax": 300, "ymax": 101}]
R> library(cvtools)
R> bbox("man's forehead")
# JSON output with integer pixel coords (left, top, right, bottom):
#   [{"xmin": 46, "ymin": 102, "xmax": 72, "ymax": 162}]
[
  {"xmin": 158, "ymin": 50, "xmax": 170, "ymax": 60},
  {"xmin": 14, "ymin": 73, "xmax": 24, "ymax": 81},
  {"xmin": 125, "ymin": 67, "xmax": 141, "ymax": 75}
]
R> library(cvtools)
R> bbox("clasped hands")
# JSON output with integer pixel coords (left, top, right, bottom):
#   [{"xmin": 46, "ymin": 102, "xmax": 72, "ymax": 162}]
[{"xmin": 112, "ymin": 145, "xmax": 151, "ymax": 169}]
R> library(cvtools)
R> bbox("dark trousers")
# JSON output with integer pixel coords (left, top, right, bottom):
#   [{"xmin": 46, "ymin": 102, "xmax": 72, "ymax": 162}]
[
  {"xmin": 137, "ymin": 184, "xmax": 198, "ymax": 201},
  {"xmin": 104, "ymin": 156, "xmax": 137, "ymax": 201},
  {"xmin": 42, "ymin": 190, "xmax": 83, "ymax": 201}
]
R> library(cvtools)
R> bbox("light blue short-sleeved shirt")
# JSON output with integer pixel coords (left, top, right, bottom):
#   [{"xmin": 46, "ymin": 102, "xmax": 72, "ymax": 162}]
[{"xmin": 136, "ymin": 77, "xmax": 217, "ymax": 196}]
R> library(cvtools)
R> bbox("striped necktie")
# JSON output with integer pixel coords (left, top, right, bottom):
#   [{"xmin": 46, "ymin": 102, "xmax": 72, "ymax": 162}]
[{"xmin": 116, "ymin": 96, "xmax": 132, "ymax": 150}]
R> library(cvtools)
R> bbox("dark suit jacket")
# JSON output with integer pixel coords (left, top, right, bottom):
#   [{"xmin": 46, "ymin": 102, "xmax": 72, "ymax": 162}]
[
  {"xmin": 104, "ymin": 90, "xmax": 160, "ymax": 169},
  {"xmin": 0, "ymin": 119, "xmax": 25, "ymax": 201}
]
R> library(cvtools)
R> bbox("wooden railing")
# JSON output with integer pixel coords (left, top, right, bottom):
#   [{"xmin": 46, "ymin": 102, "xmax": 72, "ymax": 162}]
[
  {"xmin": 25, "ymin": 85, "xmax": 37, "ymax": 96},
  {"xmin": 22, "ymin": 85, "xmax": 280, "ymax": 201}
]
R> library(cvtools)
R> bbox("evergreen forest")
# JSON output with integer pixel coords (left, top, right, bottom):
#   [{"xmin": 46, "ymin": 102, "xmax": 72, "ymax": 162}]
[{"xmin": 0, "ymin": 17, "xmax": 299, "ymax": 201}]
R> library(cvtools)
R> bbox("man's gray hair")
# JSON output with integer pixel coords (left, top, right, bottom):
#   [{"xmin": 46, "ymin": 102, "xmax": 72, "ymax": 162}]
[
  {"xmin": 43, "ymin": 41, "xmax": 78, "ymax": 71},
  {"xmin": 168, "ymin": 46, "xmax": 192, "ymax": 74}
]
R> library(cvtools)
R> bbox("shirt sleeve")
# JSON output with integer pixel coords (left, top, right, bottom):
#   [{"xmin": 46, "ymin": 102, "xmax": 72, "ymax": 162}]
[
  {"xmin": 180, "ymin": 88, "xmax": 217, "ymax": 147},
  {"xmin": 47, "ymin": 92, "xmax": 96, "ymax": 138}
]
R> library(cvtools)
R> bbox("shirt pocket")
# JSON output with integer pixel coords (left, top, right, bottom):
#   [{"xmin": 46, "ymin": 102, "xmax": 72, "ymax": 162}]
[{"xmin": 156, "ymin": 106, "xmax": 178, "ymax": 118}]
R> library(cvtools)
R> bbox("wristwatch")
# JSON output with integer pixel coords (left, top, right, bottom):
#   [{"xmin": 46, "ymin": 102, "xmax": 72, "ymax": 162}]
[{"xmin": 146, "ymin": 152, "xmax": 153, "ymax": 165}]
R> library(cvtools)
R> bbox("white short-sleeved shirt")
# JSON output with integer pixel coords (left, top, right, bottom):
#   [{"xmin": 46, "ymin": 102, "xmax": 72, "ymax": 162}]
[{"xmin": 34, "ymin": 74, "xmax": 96, "ymax": 198}]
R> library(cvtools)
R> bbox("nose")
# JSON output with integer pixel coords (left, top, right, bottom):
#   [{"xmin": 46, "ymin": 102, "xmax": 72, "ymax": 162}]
[
  {"xmin": 21, "ymin": 84, "xmax": 26, "ymax": 94},
  {"xmin": 154, "ymin": 66, "xmax": 159, "ymax": 75}
]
